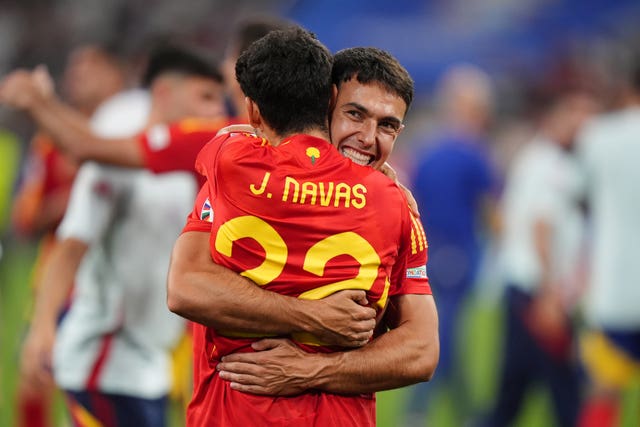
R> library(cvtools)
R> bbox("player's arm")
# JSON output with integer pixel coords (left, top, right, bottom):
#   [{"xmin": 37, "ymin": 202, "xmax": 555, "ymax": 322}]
[
  {"xmin": 0, "ymin": 69, "xmax": 144, "ymax": 167},
  {"xmin": 218, "ymin": 292, "xmax": 438, "ymax": 395},
  {"xmin": 21, "ymin": 163, "xmax": 127, "ymax": 389},
  {"xmin": 167, "ymin": 230, "xmax": 377, "ymax": 348},
  {"xmin": 21, "ymin": 237, "xmax": 87, "ymax": 390}
]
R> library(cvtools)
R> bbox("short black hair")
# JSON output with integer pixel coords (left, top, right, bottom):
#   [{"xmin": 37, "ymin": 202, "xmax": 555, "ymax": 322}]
[
  {"xmin": 332, "ymin": 47, "xmax": 414, "ymax": 111},
  {"xmin": 235, "ymin": 26, "xmax": 333, "ymax": 136},
  {"xmin": 141, "ymin": 44, "xmax": 222, "ymax": 87}
]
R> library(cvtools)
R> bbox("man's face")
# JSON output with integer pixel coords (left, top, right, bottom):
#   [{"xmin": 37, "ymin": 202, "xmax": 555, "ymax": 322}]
[
  {"xmin": 330, "ymin": 79, "xmax": 407, "ymax": 170},
  {"xmin": 166, "ymin": 76, "xmax": 226, "ymax": 122}
]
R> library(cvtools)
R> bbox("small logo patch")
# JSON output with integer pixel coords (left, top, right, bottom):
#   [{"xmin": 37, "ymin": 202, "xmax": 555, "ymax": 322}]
[
  {"xmin": 406, "ymin": 265, "xmax": 427, "ymax": 279},
  {"xmin": 306, "ymin": 147, "xmax": 320, "ymax": 164},
  {"xmin": 200, "ymin": 197, "xmax": 213, "ymax": 222}
]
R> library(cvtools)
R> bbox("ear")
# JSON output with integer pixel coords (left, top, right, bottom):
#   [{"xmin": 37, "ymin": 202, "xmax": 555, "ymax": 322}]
[
  {"xmin": 329, "ymin": 84, "xmax": 338, "ymax": 112},
  {"xmin": 245, "ymin": 96, "xmax": 262, "ymax": 130}
]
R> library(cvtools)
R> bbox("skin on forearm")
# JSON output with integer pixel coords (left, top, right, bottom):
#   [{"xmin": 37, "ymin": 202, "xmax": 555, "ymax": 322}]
[
  {"xmin": 533, "ymin": 219, "xmax": 553, "ymax": 292},
  {"xmin": 167, "ymin": 231, "xmax": 376, "ymax": 346},
  {"xmin": 22, "ymin": 238, "xmax": 87, "ymax": 390},
  {"xmin": 295, "ymin": 294, "xmax": 438, "ymax": 393},
  {"xmin": 29, "ymin": 96, "xmax": 144, "ymax": 167},
  {"xmin": 218, "ymin": 294, "xmax": 439, "ymax": 395},
  {"xmin": 31, "ymin": 238, "xmax": 88, "ymax": 327}
]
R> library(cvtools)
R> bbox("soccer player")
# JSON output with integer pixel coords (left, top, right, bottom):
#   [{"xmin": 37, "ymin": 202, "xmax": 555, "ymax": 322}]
[
  {"xmin": 0, "ymin": 19, "xmax": 289, "ymax": 178},
  {"xmin": 575, "ymin": 57, "xmax": 640, "ymax": 427},
  {"xmin": 20, "ymin": 44, "xmax": 226, "ymax": 427},
  {"xmin": 1, "ymin": 28, "xmax": 438, "ymax": 403},
  {"xmin": 11, "ymin": 43, "xmax": 127, "ymax": 427},
  {"xmin": 168, "ymin": 27, "xmax": 435, "ymax": 426},
  {"xmin": 171, "ymin": 47, "xmax": 437, "ymax": 399}
]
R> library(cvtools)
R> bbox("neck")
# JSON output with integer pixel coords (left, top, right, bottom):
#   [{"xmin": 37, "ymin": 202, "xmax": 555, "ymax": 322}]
[{"xmin": 261, "ymin": 127, "xmax": 329, "ymax": 146}]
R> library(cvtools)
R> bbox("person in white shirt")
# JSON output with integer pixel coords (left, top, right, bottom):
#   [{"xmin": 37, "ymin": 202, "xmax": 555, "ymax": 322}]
[
  {"xmin": 485, "ymin": 90, "xmax": 598, "ymax": 427},
  {"xmin": 575, "ymin": 58, "xmax": 640, "ymax": 427},
  {"xmin": 20, "ymin": 44, "xmax": 226, "ymax": 427}
]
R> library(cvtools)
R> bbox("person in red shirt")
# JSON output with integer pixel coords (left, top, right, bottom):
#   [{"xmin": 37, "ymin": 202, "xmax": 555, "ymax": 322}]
[
  {"xmin": 1, "ymin": 24, "xmax": 438, "ymax": 422},
  {"xmin": 0, "ymin": 19, "xmax": 289, "ymax": 181},
  {"xmin": 166, "ymin": 27, "xmax": 435, "ymax": 426}
]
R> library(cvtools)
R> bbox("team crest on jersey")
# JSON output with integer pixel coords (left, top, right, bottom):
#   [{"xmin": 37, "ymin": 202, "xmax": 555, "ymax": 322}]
[
  {"xmin": 306, "ymin": 147, "xmax": 320, "ymax": 164},
  {"xmin": 406, "ymin": 265, "xmax": 428, "ymax": 279},
  {"xmin": 200, "ymin": 198, "xmax": 213, "ymax": 222}
]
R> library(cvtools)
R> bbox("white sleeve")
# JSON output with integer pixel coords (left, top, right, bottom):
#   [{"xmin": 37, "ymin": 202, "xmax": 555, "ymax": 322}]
[
  {"xmin": 56, "ymin": 163, "xmax": 130, "ymax": 244},
  {"xmin": 89, "ymin": 89, "xmax": 150, "ymax": 138}
]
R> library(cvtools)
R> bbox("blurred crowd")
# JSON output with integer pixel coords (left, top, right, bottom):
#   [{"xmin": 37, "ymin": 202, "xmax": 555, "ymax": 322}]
[{"xmin": 1, "ymin": 1, "xmax": 640, "ymax": 427}]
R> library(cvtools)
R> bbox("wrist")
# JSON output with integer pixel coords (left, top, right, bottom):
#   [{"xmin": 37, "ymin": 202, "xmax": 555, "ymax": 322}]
[
  {"xmin": 306, "ymin": 351, "xmax": 341, "ymax": 390},
  {"xmin": 284, "ymin": 297, "xmax": 321, "ymax": 335}
]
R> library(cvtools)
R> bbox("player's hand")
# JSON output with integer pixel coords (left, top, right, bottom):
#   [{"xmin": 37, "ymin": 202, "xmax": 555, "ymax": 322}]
[
  {"xmin": 0, "ymin": 69, "xmax": 46, "ymax": 110},
  {"xmin": 523, "ymin": 288, "xmax": 572, "ymax": 359},
  {"xmin": 32, "ymin": 65, "xmax": 55, "ymax": 99},
  {"xmin": 20, "ymin": 323, "xmax": 56, "ymax": 393},
  {"xmin": 307, "ymin": 290, "xmax": 376, "ymax": 348},
  {"xmin": 217, "ymin": 338, "xmax": 314, "ymax": 396},
  {"xmin": 215, "ymin": 124, "xmax": 256, "ymax": 137},
  {"xmin": 378, "ymin": 162, "xmax": 420, "ymax": 217}
]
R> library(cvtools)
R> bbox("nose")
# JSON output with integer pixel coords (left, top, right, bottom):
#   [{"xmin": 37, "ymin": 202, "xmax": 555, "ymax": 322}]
[{"xmin": 357, "ymin": 119, "xmax": 376, "ymax": 148}]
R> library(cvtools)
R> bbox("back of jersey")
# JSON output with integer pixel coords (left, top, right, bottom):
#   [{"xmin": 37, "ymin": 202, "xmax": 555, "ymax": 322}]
[{"xmin": 199, "ymin": 132, "xmax": 411, "ymax": 356}]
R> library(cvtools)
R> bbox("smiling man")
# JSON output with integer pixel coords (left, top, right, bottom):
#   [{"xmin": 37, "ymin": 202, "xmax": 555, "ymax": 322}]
[
  {"xmin": 166, "ymin": 27, "xmax": 434, "ymax": 426},
  {"xmin": 168, "ymin": 46, "xmax": 437, "ymax": 425},
  {"xmin": 1, "ymin": 40, "xmax": 439, "ymax": 422}
]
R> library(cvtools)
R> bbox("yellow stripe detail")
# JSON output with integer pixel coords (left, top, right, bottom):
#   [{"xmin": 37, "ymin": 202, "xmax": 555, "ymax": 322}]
[
  {"xmin": 410, "ymin": 226, "xmax": 417, "ymax": 255},
  {"xmin": 580, "ymin": 331, "xmax": 640, "ymax": 389},
  {"xmin": 177, "ymin": 118, "xmax": 226, "ymax": 133},
  {"xmin": 69, "ymin": 399, "xmax": 104, "ymax": 427},
  {"xmin": 409, "ymin": 214, "xmax": 425, "ymax": 252}
]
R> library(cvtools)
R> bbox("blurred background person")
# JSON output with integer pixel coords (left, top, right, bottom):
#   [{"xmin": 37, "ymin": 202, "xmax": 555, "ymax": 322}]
[
  {"xmin": 484, "ymin": 89, "xmax": 599, "ymax": 427},
  {"xmin": 576, "ymin": 54, "xmax": 640, "ymax": 427},
  {"xmin": 19, "ymin": 44, "xmax": 225, "ymax": 427},
  {"xmin": 406, "ymin": 63, "xmax": 501, "ymax": 426},
  {"xmin": 11, "ymin": 43, "xmax": 127, "ymax": 427}
]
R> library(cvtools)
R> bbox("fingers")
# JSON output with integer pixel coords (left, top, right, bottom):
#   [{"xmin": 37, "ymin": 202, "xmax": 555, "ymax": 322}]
[
  {"xmin": 215, "ymin": 124, "xmax": 256, "ymax": 137},
  {"xmin": 399, "ymin": 183, "xmax": 420, "ymax": 217},
  {"xmin": 344, "ymin": 289, "xmax": 369, "ymax": 306},
  {"xmin": 32, "ymin": 65, "xmax": 54, "ymax": 97},
  {"xmin": 251, "ymin": 338, "xmax": 283, "ymax": 352},
  {"xmin": 379, "ymin": 162, "xmax": 398, "ymax": 181}
]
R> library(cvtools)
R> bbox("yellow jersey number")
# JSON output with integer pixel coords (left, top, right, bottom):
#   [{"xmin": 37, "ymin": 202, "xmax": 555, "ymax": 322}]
[{"xmin": 215, "ymin": 215, "xmax": 390, "ymax": 344}]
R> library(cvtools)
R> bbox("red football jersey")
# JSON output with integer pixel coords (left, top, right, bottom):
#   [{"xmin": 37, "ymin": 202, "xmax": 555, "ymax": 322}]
[{"xmin": 187, "ymin": 132, "xmax": 429, "ymax": 426}]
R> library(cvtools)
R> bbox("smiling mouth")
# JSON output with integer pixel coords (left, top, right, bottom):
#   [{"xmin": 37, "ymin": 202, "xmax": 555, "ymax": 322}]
[{"xmin": 341, "ymin": 147, "xmax": 374, "ymax": 166}]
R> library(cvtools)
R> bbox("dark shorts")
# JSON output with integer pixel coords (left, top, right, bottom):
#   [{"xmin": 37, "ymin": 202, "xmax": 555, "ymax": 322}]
[{"xmin": 65, "ymin": 390, "xmax": 167, "ymax": 427}]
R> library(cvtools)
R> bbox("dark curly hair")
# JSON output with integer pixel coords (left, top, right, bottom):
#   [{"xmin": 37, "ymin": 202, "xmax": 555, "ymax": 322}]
[
  {"xmin": 142, "ymin": 43, "xmax": 222, "ymax": 87},
  {"xmin": 235, "ymin": 26, "xmax": 333, "ymax": 136}
]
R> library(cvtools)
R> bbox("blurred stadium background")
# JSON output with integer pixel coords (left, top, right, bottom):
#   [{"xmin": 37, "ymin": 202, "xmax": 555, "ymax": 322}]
[{"xmin": 2, "ymin": 1, "xmax": 640, "ymax": 426}]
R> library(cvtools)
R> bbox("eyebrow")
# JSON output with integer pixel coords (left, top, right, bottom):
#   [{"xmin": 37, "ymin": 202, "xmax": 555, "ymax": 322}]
[{"xmin": 342, "ymin": 102, "xmax": 403, "ymax": 126}]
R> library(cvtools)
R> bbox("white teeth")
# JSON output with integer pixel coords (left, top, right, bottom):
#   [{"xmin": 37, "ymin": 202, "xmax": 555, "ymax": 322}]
[{"xmin": 341, "ymin": 147, "xmax": 373, "ymax": 166}]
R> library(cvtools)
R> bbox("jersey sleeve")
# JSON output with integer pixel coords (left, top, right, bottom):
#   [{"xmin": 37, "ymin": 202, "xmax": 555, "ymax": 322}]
[
  {"xmin": 182, "ymin": 183, "xmax": 214, "ymax": 233},
  {"xmin": 57, "ymin": 163, "xmax": 130, "ymax": 244},
  {"xmin": 138, "ymin": 118, "xmax": 229, "ymax": 174},
  {"xmin": 389, "ymin": 209, "xmax": 431, "ymax": 296}
]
